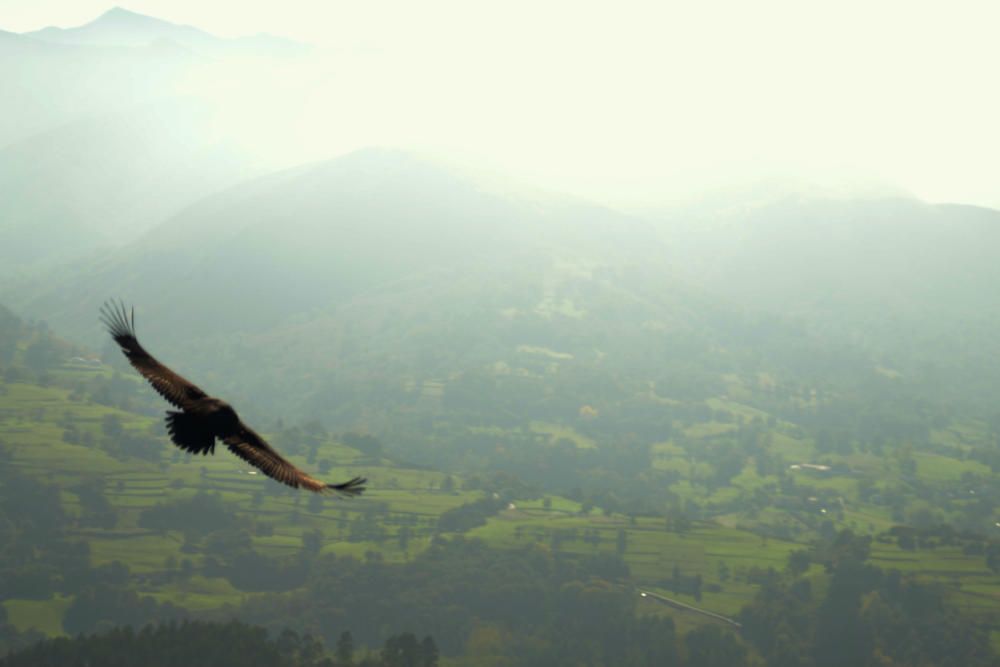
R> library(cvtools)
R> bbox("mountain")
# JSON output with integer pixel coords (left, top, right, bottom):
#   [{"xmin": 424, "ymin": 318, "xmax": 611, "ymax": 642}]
[
  {"xmin": 0, "ymin": 8, "xmax": 308, "ymax": 149},
  {"xmin": 25, "ymin": 6, "xmax": 310, "ymax": 55},
  {"xmin": 652, "ymin": 194, "xmax": 1000, "ymax": 411},
  {"xmin": 0, "ymin": 99, "xmax": 257, "ymax": 269},
  {"xmin": 27, "ymin": 6, "xmax": 215, "ymax": 49},
  {"xmin": 661, "ymin": 196, "xmax": 1000, "ymax": 315},
  {"xmin": 13, "ymin": 149, "xmax": 755, "ymax": 420},
  {"xmin": 13, "ymin": 150, "xmax": 1000, "ymax": 428},
  {"xmin": 18, "ymin": 147, "xmax": 655, "ymax": 326},
  {"xmin": 0, "ymin": 7, "xmax": 319, "ymax": 268},
  {"xmin": 0, "ymin": 29, "xmax": 198, "ymax": 148}
]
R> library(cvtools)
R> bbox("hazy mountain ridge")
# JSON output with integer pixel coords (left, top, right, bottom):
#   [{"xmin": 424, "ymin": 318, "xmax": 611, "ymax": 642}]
[
  {"xmin": 658, "ymin": 195, "xmax": 1000, "ymax": 311},
  {"xmin": 24, "ymin": 6, "xmax": 310, "ymax": 56},
  {"xmin": 0, "ymin": 27, "xmax": 203, "ymax": 148},
  {"xmin": 8, "ymin": 139, "xmax": 999, "ymax": 431},
  {"xmin": 16, "ymin": 148, "xmax": 657, "ymax": 330},
  {"xmin": 650, "ymin": 194, "xmax": 1000, "ymax": 410},
  {"xmin": 0, "ymin": 99, "xmax": 257, "ymax": 268},
  {"xmin": 27, "ymin": 6, "xmax": 214, "ymax": 47},
  {"xmin": 0, "ymin": 7, "xmax": 313, "ymax": 269},
  {"xmin": 3, "ymin": 150, "xmax": 921, "ymax": 436}
]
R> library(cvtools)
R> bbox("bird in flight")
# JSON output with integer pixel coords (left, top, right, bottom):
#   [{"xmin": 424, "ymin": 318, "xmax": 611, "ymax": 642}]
[{"xmin": 100, "ymin": 301, "xmax": 366, "ymax": 496}]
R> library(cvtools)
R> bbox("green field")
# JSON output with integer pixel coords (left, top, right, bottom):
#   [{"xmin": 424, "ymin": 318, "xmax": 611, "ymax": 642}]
[{"xmin": 3, "ymin": 376, "xmax": 1000, "ymax": 641}]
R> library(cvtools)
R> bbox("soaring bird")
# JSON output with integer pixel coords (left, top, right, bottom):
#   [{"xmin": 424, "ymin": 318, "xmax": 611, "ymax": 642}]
[{"xmin": 100, "ymin": 301, "xmax": 366, "ymax": 496}]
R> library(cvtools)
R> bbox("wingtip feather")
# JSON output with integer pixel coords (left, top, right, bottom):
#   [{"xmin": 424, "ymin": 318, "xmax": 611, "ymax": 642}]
[
  {"xmin": 327, "ymin": 476, "xmax": 367, "ymax": 497},
  {"xmin": 99, "ymin": 299, "xmax": 136, "ymax": 340}
]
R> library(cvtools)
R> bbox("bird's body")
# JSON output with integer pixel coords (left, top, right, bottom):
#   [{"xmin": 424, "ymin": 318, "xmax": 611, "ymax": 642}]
[
  {"xmin": 99, "ymin": 301, "xmax": 365, "ymax": 496},
  {"xmin": 165, "ymin": 398, "xmax": 239, "ymax": 456}
]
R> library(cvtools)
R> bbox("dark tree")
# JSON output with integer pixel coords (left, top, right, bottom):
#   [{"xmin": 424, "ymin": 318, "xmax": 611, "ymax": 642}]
[
  {"xmin": 685, "ymin": 625, "xmax": 748, "ymax": 667},
  {"xmin": 419, "ymin": 636, "xmax": 438, "ymax": 667},
  {"xmin": 986, "ymin": 542, "xmax": 1000, "ymax": 573},
  {"xmin": 381, "ymin": 633, "xmax": 420, "ymax": 667},
  {"xmin": 787, "ymin": 549, "xmax": 811, "ymax": 576},
  {"xmin": 335, "ymin": 631, "xmax": 354, "ymax": 666}
]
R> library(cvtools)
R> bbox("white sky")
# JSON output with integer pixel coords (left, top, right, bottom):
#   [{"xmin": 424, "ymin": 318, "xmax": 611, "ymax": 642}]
[{"xmin": 3, "ymin": 0, "xmax": 1000, "ymax": 208}]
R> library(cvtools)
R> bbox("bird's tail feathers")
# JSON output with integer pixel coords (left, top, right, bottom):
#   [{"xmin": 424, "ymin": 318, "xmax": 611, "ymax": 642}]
[{"xmin": 165, "ymin": 411, "xmax": 215, "ymax": 455}]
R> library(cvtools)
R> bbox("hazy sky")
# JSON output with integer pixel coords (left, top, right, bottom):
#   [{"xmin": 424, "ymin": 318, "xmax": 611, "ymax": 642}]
[{"xmin": 3, "ymin": 0, "xmax": 1000, "ymax": 208}]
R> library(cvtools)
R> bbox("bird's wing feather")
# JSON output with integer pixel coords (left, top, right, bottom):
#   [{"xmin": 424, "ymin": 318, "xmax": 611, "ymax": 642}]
[
  {"xmin": 100, "ymin": 301, "xmax": 208, "ymax": 410},
  {"xmin": 224, "ymin": 423, "xmax": 365, "ymax": 496}
]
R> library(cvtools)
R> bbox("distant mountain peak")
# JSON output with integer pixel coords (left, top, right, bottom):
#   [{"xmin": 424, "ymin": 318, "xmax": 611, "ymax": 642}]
[
  {"xmin": 101, "ymin": 6, "xmax": 146, "ymax": 19},
  {"xmin": 23, "ymin": 6, "xmax": 308, "ymax": 54},
  {"xmin": 23, "ymin": 5, "xmax": 211, "ymax": 48},
  {"xmin": 93, "ymin": 6, "xmax": 169, "ymax": 26}
]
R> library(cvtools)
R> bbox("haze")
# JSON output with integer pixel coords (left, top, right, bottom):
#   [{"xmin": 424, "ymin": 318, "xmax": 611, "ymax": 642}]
[
  {"xmin": 5, "ymin": 0, "xmax": 1000, "ymax": 208},
  {"xmin": 6, "ymin": 3, "xmax": 1000, "ymax": 666}
]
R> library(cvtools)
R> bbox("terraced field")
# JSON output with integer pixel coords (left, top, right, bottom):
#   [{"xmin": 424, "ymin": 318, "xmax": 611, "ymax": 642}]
[{"xmin": 3, "ymin": 375, "xmax": 1000, "ymax": 643}]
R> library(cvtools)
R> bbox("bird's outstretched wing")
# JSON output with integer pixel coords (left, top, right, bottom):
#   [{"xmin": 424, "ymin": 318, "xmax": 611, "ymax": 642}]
[
  {"xmin": 100, "ymin": 300, "xmax": 208, "ymax": 410},
  {"xmin": 223, "ymin": 423, "xmax": 366, "ymax": 496}
]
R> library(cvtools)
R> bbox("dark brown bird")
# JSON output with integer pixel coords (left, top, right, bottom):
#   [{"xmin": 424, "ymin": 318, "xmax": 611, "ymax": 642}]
[{"xmin": 100, "ymin": 301, "xmax": 366, "ymax": 496}]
